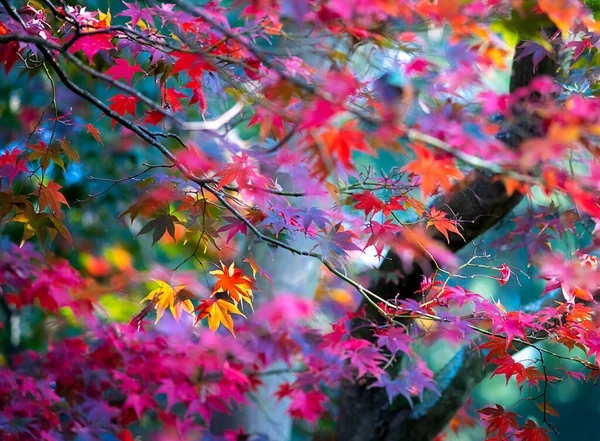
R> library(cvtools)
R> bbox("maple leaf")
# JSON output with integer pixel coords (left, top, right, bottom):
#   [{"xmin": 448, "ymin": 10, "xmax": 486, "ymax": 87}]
[
  {"xmin": 108, "ymin": 94, "xmax": 139, "ymax": 129},
  {"xmin": 0, "ymin": 40, "xmax": 20, "ymax": 74},
  {"xmin": 318, "ymin": 120, "xmax": 372, "ymax": 170},
  {"xmin": 163, "ymin": 87, "xmax": 187, "ymax": 114},
  {"xmin": 477, "ymin": 337, "xmax": 514, "ymax": 365},
  {"xmin": 403, "ymin": 143, "xmax": 464, "ymax": 197},
  {"xmin": 352, "ymin": 191, "xmax": 384, "ymax": 217},
  {"xmin": 183, "ymin": 80, "xmax": 207, "ymax": 115},
  {"xmin": 516, "ymin": 365, "xmax": 545, "ymax": 390},
  {"xmin": 60, "ymin": 139, "xmax": 79, "ymax": 164},
  {"xmin": 143, "ymin": 109, "xmax": 166, "ymax": 125},
  {"xmin": 105, "ymin": 58, "xmax": 144, "ymax": 85},
  {"xmin": 377, "ymin": 326, "xmax": 413, "ymax": 357},
  {"xmin": 319, "ymin": 222, "xmax": 362, "ymax": 260},
  {"xmin": 535, "ymin": 401, "xmax": 559, "ymax": 417},
  {"xmin": 123, "ymin": 393, "xmax": 155, "ymax": 420},
  {"xmin": 244, "ymin": 254, "xmax": 273, "ymax": 286},
  {"xmin": 500, "ymin": 311, "xmax": 536, "ymax": 348},
  {"xmin": 32, "ymin": 180, "xmax": 69, "ymax": 213},
  {"xmin": 477, "ymin": 404, "xmax": 519, "ymax": 438},
  {"xmin": 494, "ymin": 263, "xmax": 511, "ymax": 286},
  {"xmin": 301, "ymin": 207, "xmax": 330, "ymax": 232},
  {"xmin": 516, "ymin": 419, "xmax": 550, "ymax": 441},
  {"xmin": 137, "ymin": 214, "xmax": 180, "ymax": 246},
  {"xmin": 116, "ymin": 2, "xmax": 155, "ymax": 27},
  {"xmin": 363, "ymin": 219, "xmax": 402, "ymax": 258},
  {"xmin": 404, "ymin": 196, "xmax": 427, "ymax": 216},
  {"xmin": 383, "ymin": 196, "xmax": 407, "ymax": 218},
  {"xmin": 491, "ymin": 356, "xmax": 526, "ymax": 385},
  {"xmin": 217, "ymin": 216, "xmax": 249, "ymax": 243},
  {"xmin": 210, "ymin": 262, "xmax": 256, "ymax": 308},
  {"xmin": 194, "ymin": 297, "xmax": 245, "ymax": 336},
  {"xmin": 214, "ymin": 153, "xmax": 262, "ymax": 190},
  {"xmin": 67, "ymin": 33, "xmax": 115, "ymax": 64},
  {"xmin": 426, "ymin": 207, "xmax": 465, "ymax": 244},
  {"xmin": 171, "ymin": 51, "xmax": 216, "ymax": 78},
  {"xmin": 287, "ymin": 389, "xmax": 327, "ymax": 423},
  {"xmin": 84, "ymin": 123, "xmax": 104, "ymax": 145},
  {"xmin": 348, "ymin": 345, "xmax": 386, "ymax": 378},
  {"xmin": 0, "ymin": 148, "xmax": 28, "ymax": 184},
  {"xmin": 28, "ymin": 140, "xmax": 67, "ymax": 171},
  {"xmin": 140, "ymin": 279, "xmax": 195, "ymax": 323},
  {"xmin": 246, "ymin": 108, "xmax": 285, "ymax": 140}
]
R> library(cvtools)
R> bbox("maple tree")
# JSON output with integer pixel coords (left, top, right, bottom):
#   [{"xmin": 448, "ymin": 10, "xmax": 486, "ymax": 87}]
[{"xmin": 1, "ymin": 0, "xmax": 600, "ymax": 440}]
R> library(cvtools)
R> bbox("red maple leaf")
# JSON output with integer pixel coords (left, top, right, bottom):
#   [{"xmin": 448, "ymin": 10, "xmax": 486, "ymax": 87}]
[
  {"xmin": 143, "ymin": 109, "xmax": 167, "ymax": 126},
  {"xmin": 477, "ymin": 404, "xmax": 519, "ymax": 438},
  {"xmin": 0, "ymin": 41, "xmax": 21, "ymax": 74},
  {"xmin": 164, "ymin": 87, "xmax": 187, "ymax": 114},
  {"xmin": 516, "ymin": 419, "xmax": 550, "ymax": 441},
  {"xmin": 214, "ymin": 153, "xmax": 262, "ymax": 190},
  {"xmin": 108, "ymin": 94, "xmax": 139, "ymax": 129},
  {"xmin": 383, "ymin": 196, "xmax": 407, "ymax": 218},
  {"xmin": 477, "ymin": 337, "xmax": 513, "ymax": 366},
  {"xmin": 491, "ymin": 356, "xmax": 526, "ymax": 385},
  {"xmin": 363, "ymin": 219, "xmax": 402, "ymax": 258},
  {"xmin": 516, "ymin": 365, "xmax": 545, "ymax": 390},
  {"xmin": 183, "ymin": 80, "xmax": 208, "ymax": 115},
  {"xmin": 352, "ymin": 191, "xmax": 384, "ymax": 217},
  {"xmin": 171, "ymin": 51, "xmax": 216, "ymax": 77},
  {"xmin": 246, "ymin": 108, "xmax": 285, "ymax": 140},
  {"xmin": 494, "ymin": 263, "xmax": 511, "ymax": 286}
]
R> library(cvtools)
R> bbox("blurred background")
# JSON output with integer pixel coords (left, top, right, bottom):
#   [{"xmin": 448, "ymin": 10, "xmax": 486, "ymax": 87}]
[{"xmin": 0, "ymin": 1, "xmax": 598, "ymax": 440}]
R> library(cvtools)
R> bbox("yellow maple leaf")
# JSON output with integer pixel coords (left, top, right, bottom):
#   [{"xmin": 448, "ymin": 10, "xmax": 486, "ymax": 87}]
[
  {"xmin": 141, "ymin": 280, "xmax": 195, "ymax": 323},
  {"xmin": 98, "ymin": 9, "xmax": 111, "ymax": 26},
  {"xmin": 194, "ymin": 298, "xmax": 246, "ymax": 336}
]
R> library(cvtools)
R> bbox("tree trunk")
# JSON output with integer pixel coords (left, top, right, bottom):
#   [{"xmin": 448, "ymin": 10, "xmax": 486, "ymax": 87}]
[
  {"xmin": 211, "ymin": 174, "xmax": 321, "ymax": 441},
  {"xmin": 335, "ymin": 29, "xmax": 559, "ymax": 441}
]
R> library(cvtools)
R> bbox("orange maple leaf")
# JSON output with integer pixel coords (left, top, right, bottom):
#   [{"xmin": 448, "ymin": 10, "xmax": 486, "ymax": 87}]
[
  {"xmin": 403, "ymin": 143, "xmax": 464, "ymax": 197},
  {"xmin": 319, "ymin": 120, "xmax": 372, "ymax": 170},
  {"xmin": 32, "ymin": 180, "xmax": 69, "ymax": 213},
  {"xmin": 210, "ymin": 262, "xmax": 256, "ymax": 308},
  {"xmin": 194, "ymin": 297, "xmax": 245, "ymax": 336},
  {"xmin": 426, "ymin": 207, "xmax": 465, "ymax": 244}
]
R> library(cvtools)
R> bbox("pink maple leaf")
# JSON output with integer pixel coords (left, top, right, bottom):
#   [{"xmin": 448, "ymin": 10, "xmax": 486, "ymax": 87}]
[
  {"xmin": 67, "ymin": 33, "xmax": 115, "ymax": 64},
  {"xmin": 105, "ymin": 58, "xmax": 144, "ymax": 85},
  {"xmin": 124, "ymin": 393, "xmax": 155, "ymax": 419},
  {"xmin": 347, "ymin": 346, "xmax": 386, "ymax": 379},
  {"xmin": 377, "ymin": 326, "xmax": 413, "ymax": 357},
  {"xmin": 288, "ymin": 389, "xmax": 327, "ymax": 423}
]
